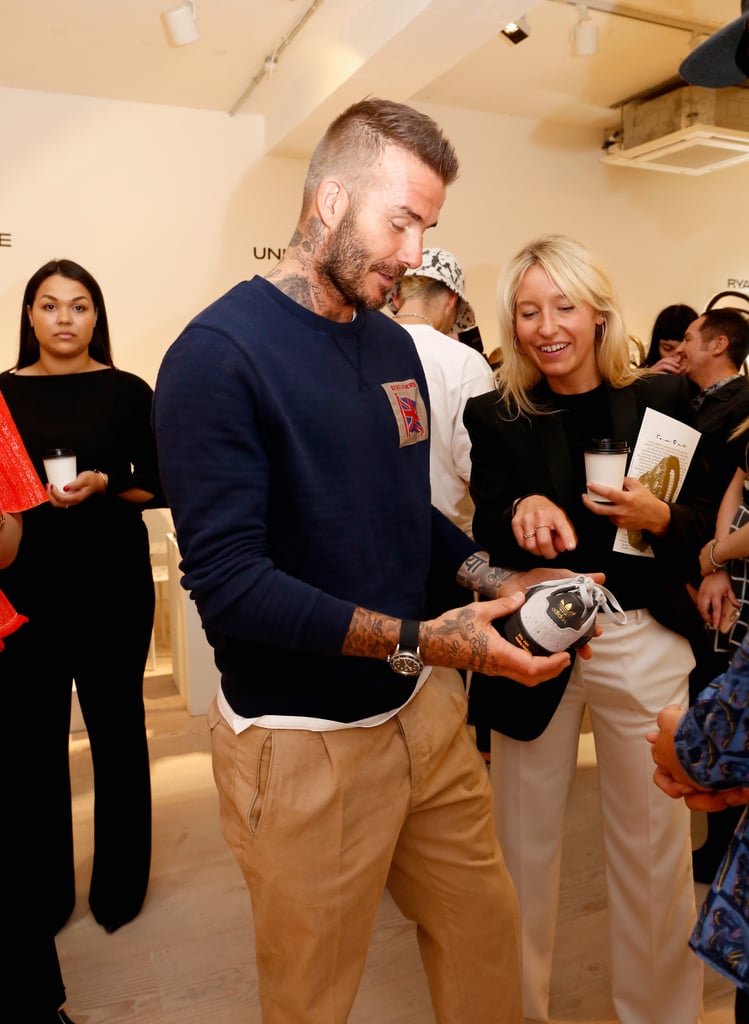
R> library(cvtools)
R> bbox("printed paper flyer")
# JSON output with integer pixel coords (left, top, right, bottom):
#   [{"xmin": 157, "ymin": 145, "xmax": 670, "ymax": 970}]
[{"xmin": 613, "ymin": 407, "xmax": 701, "ymax": 558}]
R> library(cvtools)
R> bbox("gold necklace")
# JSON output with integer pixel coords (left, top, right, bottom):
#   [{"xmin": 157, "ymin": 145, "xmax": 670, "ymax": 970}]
[{"xmin": 394, "ymin": 312, "xmax": 435, "ymax": 329}]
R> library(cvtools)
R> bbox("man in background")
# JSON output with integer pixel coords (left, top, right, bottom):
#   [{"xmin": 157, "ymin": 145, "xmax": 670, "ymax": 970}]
[
  {"xmin": 387, "ymin": 248, "xmax": 496, "ymax": 761},
  {"xmin": 677, "ymin": 308, "xmax": 749, "ymax": 502},
  {"xmin": 386, "ymin": 247, "xmax": 495, "ymax": 537}
]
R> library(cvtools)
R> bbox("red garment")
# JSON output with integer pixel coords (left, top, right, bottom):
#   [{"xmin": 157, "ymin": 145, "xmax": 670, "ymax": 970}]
[
  {"xmin": 0, "ymin": 391, "xmax": 48, "ymax": 512},
  {"xmin": 0, "ymin": 590, "xmax": 26, "ymax": 649},
  {"xmin": 0, "ymin": 389, "xmax": 48, "ymax": 645}
]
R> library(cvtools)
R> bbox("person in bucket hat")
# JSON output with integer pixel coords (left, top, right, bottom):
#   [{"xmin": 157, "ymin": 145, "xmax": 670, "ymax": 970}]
[
  {"xmin": 386, "ymin": 247, "xmax": 492, "ymax": 535},
  {"xmin": 387, "ymin": 246, "xmax": 477, "ymax": 334},
  {"xmin": 387, "ymin": 247, "xmax": 495, "ymax": 762}
]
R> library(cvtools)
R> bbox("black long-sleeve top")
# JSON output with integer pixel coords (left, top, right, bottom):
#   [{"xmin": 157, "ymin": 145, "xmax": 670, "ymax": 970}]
[{"xmin": 0, "ymin": 368, "xmax": 165, "ymax": 615}]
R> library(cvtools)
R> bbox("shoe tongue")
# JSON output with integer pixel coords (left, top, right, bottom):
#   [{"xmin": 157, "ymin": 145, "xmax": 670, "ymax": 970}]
[{"xmin": 546, "ymin": 574, "xmax": 597, "ymax": 611}]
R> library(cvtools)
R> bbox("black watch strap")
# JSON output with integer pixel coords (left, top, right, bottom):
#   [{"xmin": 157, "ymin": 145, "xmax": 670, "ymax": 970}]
[
  {"xmin": 387, "ymin": 619, "xmax": 424, "ymax": 677},
  {"xmin": 398, "ymin": 619, "xmax": 421, "ymax": 652}
]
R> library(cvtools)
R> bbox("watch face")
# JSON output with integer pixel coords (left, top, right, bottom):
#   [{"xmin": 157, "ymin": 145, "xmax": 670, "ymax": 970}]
[{"xmin": 388, "ymin": 650, "xmax": 423, "ymax": 676}]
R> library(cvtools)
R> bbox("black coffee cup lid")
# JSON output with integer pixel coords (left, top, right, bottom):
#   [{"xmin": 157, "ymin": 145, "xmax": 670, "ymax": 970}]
[
  {"xmin": 43, "ymin": 447, "xmax": 75, "ymax": 458},
  {"xmin": 585, "ymin": 438, "xmax": 629, "ymax": 453}
]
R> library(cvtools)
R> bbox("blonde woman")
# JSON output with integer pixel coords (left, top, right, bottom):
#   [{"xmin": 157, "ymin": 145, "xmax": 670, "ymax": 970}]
[{"xmin": 464, "ymin": 235, "xmax": 714, "ymax": 1024}]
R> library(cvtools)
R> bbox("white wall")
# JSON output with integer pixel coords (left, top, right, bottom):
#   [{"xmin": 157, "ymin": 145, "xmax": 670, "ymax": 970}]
[
  {"xmin": 0, "ymin": 87, "xmax": 305, "ymax": 383},
  {"xmin": 416, "ymin": 104, "xmax": 748, "ymax": 355},
  {"xmin": 1, "ymin": 86, "xmax": 747, "ymax": 378}
]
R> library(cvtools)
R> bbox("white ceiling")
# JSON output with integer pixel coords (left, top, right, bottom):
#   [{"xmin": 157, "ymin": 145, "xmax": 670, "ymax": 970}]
[{"xmin": 0, "ymin": 0, "xmax": 740, "ymax": 157}]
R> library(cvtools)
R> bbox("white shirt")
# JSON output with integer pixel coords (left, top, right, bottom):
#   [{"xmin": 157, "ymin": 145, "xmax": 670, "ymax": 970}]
[{"xmin": 403, "ymin": 324, "xmax": 496, "ymax": 536}]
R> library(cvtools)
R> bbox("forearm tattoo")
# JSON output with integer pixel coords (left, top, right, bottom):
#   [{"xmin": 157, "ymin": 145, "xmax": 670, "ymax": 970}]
[
  {"xmin": 457, "ymin": 551, "xmax": 519, "ymax": 599},
  {"xmin": 343, "ymin": 604, "xmax": 494, "ymax": 673},
  {"xmin": 342, "ymin": 608, "xmax": 400, "ymax": 660}
]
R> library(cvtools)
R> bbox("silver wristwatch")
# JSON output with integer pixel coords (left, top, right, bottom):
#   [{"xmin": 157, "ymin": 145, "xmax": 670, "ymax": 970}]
[{"xmin": 387, "ymin": 619, "xmax": 424, "ymax": 677}]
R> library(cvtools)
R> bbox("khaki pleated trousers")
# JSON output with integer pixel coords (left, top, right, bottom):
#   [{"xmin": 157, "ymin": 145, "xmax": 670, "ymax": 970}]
[{"xmin": 210, "ymin": 665, "xmax": 522, "ymax": 1024}]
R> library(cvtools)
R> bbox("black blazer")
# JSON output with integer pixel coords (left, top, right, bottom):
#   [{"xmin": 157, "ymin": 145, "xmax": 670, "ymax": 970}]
[
  {"xmin": 463, "ymin": 373, "xmax": 717, "ymax": 740},
  {"xmin": 693, "ymin": 374, "xmax": 749, "ymax": 498}
]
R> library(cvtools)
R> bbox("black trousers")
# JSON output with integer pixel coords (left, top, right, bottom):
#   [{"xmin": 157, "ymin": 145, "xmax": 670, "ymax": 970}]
[{"xmin": 3, "ymin": 572, "xmax": 154, "ymax": 934}]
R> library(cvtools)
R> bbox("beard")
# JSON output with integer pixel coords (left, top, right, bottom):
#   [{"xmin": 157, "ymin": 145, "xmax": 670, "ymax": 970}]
[{"xmin": 321, "ymin": 205, "xmax": 406, "ymax": 311}]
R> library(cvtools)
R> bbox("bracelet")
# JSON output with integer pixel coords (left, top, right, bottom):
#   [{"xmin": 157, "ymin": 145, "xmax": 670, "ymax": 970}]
[
  {"xmin": 92, "ymin": 468, "xmax": 108, "ymax": 493},
  {"xmin": 708, "ymin": 538, "xmax": 728, "ymax": 571}
]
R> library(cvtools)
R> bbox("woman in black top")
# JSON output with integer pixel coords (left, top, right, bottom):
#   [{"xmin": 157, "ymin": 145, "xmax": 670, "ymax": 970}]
[
  {"xmin": 643, "ymin": 302, "xmax": 698, "ymax": 372},
  {"xmin": 0, "ymin": 259, "xmax": 164, "ymax": 937}
]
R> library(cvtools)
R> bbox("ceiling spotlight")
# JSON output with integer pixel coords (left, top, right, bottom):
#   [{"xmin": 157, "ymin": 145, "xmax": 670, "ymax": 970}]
[
  {"xmin": 500, "ymin": 17, "xmax": 530, "ymax": 45},
  {"xmin": 571, "ymin": 4, "xmax": 598, "ymax": 56},
  {"xmin": 163, "ymin": 0, "xmax": 199, "ymax": 47}
]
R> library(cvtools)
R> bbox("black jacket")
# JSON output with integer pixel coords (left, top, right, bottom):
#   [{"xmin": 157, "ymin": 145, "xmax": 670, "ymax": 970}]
[
  {"xmin": 691, "ymin": 374, "xmax": 749, "ymax": 498},
  {"xmin": 463, "ymin": 373, "xmax": 717, "ymax": 739}
]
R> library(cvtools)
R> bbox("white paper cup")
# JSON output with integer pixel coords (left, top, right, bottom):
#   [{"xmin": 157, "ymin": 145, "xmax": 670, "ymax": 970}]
[
  {"xmin": 584, "ymin": 440, "xmax": 629, "ymax": 503},
  {"xmin": 43, "ymin": 448, "xmax": 77, "ymax": 492}
]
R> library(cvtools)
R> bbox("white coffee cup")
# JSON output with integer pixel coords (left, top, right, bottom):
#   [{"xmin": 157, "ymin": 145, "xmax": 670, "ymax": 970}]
[
  {"xmin": 584, "ymin": 439, "xmax": 629, "ymax": 503},
  {"xmin": 43, "ymin": 448, "xmax": 77, "ymax": 492}
]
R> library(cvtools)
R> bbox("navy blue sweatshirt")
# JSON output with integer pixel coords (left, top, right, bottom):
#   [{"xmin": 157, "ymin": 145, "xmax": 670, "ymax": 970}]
[{"xmin": 153, "ymin": 277, "xmax": 475, "ymax": 722}]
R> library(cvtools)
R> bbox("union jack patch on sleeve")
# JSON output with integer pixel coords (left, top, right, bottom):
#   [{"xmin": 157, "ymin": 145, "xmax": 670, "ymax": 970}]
[{"xmin": 381, "ymin": 379, "xmax": 429, "ymax": 448}]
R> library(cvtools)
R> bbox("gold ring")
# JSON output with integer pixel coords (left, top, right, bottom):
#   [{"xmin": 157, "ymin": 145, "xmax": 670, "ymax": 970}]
[{"xmin": 522, "ymin": 529, "xmax": 537, "ymax": 539}]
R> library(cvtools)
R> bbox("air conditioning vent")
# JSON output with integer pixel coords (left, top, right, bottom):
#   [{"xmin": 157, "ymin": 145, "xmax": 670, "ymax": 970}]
[{"xmin": 602, "ymin": 84, "xmax": 749, "ymax": 175}]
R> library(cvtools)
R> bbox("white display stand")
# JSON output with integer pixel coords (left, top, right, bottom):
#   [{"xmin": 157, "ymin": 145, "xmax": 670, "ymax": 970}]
[{"xmin": 166, "ymin": 532, "xmax": 221, "ymax": 716}]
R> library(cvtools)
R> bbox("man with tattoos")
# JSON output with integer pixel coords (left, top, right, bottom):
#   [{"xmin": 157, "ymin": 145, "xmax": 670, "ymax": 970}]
[{"xmin": 153, "ymin": 98, "xmax": 594, "ymax": 1024}]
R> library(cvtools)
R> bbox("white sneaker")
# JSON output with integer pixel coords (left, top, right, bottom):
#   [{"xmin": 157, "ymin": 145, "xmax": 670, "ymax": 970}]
[{"xmin": 502, "ymin": 575, "xmax": 626, "ymax": 655}]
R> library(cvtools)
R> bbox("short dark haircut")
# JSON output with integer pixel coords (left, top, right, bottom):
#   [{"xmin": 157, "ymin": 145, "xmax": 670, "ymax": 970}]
[
  {"xmin": 17, "ymin": 259, "xmax": 113, "ymax": 370},
  {"xmin": 644, "ymin": 303, "xmax": 698, "ymax": 365},
  {"xmin": 699, "ymin": 308, "xmax": 749, "ymax": 371},
  {"xmin": 303, "ymin": 97, "xmax": 459, "ymax": 209}
]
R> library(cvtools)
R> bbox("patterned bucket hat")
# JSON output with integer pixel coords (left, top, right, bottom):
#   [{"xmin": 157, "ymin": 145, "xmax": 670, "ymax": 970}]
[{"xmin": 387, "ymin": 248, "xmax": 476, "ymax": 331}]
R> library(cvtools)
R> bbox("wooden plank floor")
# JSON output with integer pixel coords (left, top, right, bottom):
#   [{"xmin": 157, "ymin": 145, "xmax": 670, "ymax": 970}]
[{"xmin": 58, "ymin": 655, "xmax": 735, "ymax": 1023}]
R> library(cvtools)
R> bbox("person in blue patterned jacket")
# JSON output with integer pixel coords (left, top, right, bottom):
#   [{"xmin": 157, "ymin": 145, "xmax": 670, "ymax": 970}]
[{"xmin": 648, "ymin": 636, "xmax": 748, "ymax": 1024}]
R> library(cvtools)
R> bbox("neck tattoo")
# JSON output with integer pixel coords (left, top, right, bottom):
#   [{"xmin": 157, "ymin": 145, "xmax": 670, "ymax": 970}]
[{"xmin": 394, "ymin": 312, "xmax": 435, "ymax": 329}]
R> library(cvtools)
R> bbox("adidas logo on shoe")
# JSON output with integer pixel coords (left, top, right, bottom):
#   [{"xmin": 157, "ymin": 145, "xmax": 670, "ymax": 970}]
[{"xmin": 502, "ymin": 575, "xmax": 626, "ymax": 656}]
